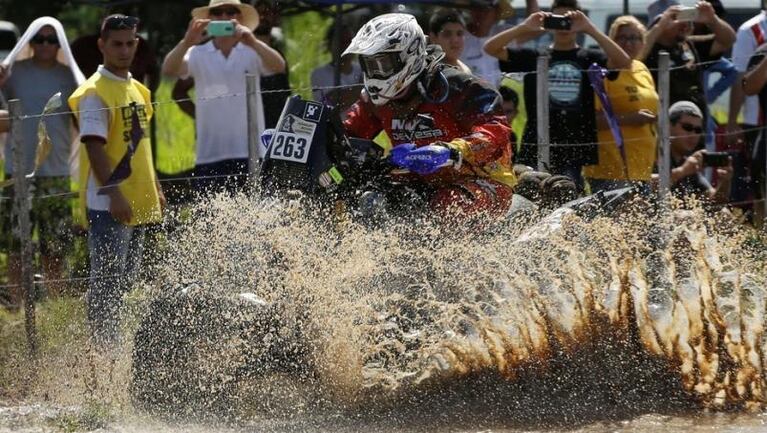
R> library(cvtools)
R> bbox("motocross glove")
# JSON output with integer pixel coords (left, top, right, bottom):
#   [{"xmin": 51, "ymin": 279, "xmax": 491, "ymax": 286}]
[{"xmin": 389, "ymin": 142, "xmax": 460, "ymax": 175}]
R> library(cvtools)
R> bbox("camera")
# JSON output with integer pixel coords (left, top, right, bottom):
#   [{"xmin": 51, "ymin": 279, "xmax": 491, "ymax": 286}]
[
  {"xmin": 207, "ymin": 21, "xmax": 235, "ymax": 37},
  {"xmin": 543, "ymin": 14, "xmax": 572, "ymax": 31},
  {"xmin": 702, "ymin": 151, "xmax": 730, "ymax": 167},
  {"xmin": 676, "ymin": 7, "xmax": 699, "ymax": 22}
]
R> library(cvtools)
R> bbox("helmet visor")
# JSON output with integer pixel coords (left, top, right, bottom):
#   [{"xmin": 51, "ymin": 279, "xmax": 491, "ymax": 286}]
[{"xmin": 360, "ymin": 52, "xmax": 404, "ymax": 80}]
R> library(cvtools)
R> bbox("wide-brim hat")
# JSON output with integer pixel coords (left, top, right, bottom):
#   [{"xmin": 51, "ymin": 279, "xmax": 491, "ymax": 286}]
[{"xmin": 192, "ymin": 0, "xmax": 260, "ymax": 31}]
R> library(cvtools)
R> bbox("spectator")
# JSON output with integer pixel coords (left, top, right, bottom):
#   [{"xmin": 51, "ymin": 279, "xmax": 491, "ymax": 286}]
[
  {"xmin": 172, "ymin": 4, "xmax": 291, "ymax": 130},
  {"xmin": 254, "ymin": 0, "xmax": 290, "ymax": 128},
  {"xmin": 647, "ymin": 0, "xmax": 678, "ymax": 24},
  {"xmin": 310, "ymin": 23, "xmax": 362, "ymax": 113},
  {"xmin": 484, "ymin": 0, "xmax": 631, "ymax": 188},
  {"xmin": 171, "ymin": 77, "xmax": 196, "ymax": 119},
  {"xmin": 0, "ymin": 17, "xmax": 84, "ymax": 309},
  {"xmin": 642, "ymin": 2, "xmax": 735, "ymax": 119},
  {"xmin": 68, "ymin": 15, "xmax": 165, "ymax": 346},
  {"xmin": 498, "ymin": 85, "xmax": 519, "ymax": 145},
  {"xmin": 728, "ymin": 9, "xmax": 766, "ymax": 207},
  {"xmin": 664, "ymin": 101, "xmax": 732, "ymax": 204},
  {"xmin": 697, "ymin": 1, "xmax": 735, "ymax": 109},
  {"xmin": 71, "ymin": 13, "xmax": 159, "ymax": 91},
  {"xmin": 162, "ymin": 0, "xmax": 286, "ymax": 194},
  {"xmin": 583, "ymin": 16, "xmax": 659, "ymax": 192},
  {"xmin": 428, "ymin": 8, "xmax": 471, "ymax": 74},
  {"xmin": 461, "ymin": 0, "xmax": 533, "ymax": 86},
  {"xmin": 743, "ymin": 43, "xmax": 767, "ymax": 224}
]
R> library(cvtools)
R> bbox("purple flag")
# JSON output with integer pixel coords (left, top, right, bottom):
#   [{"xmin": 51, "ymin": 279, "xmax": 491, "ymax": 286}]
[
  {"xmin": 587, "ymin": 63, "xmax": 628, "ymax": 179},
  {"xmin": 99, "ymin": 102, "xmax": 143, "ymax": 194}
]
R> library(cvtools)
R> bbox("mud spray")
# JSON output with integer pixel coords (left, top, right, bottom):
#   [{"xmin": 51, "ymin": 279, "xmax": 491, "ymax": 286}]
[{"xmin": 2, "ymin": 193, "xmax": 767, "ymax": 431}]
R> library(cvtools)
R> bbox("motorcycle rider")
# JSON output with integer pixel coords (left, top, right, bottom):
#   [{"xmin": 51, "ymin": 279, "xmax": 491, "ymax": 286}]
[{"xmin": 342, "ymin": 13, "xmax": 516, "ymax": 218}]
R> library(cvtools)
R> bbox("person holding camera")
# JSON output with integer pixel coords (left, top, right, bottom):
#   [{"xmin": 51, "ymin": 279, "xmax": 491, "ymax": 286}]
[
  {"xmin": 161, "ymin": 0, "xmax": 286, "ymax": 195},
  {"xmin": 483, "ymin": 0, "xmax": 631, "ymax": 189},
  {"xmin": 665, "ymin": 101, "xmax": 732, "ymax": 204},
  {"xmin": 582, "ymin": 16, "xmax": 659, "ymax": 193},
  {"xmin": 743, "ymin": 43, "xmax": 767, "ymax": 223},
  {"xmin": 642, "ymin": 2, "xmax": 735, "ymax": 119}
]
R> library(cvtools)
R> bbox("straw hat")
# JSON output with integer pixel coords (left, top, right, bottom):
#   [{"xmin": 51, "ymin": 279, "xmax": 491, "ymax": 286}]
[{"xmin": 192, "ymin": 0, "xmax": 260, "ymax": 31}]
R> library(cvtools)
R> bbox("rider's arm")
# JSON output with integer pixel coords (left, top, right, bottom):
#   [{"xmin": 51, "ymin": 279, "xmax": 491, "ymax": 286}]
[
  {"xmin": 343, "ymin": 92, "xmax": 384, "ymax": 140},
  {"xmin": 446, "ymin": 82, "xmax": 512, "ymax": 166}
]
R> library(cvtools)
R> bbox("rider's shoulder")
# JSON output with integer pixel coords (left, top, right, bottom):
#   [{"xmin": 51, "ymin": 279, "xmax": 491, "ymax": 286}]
[{"xmin": 442, "ymin": 67, "xmax": 494, "ymax": 91}]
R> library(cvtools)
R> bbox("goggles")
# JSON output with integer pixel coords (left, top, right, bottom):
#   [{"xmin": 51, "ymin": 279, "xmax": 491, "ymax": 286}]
[{"xmin": 360, "ymin": 52, "xmax": 404, "ymax": 80}]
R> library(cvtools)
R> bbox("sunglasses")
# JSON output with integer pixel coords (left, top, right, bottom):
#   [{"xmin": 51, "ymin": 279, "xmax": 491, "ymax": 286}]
[
  {"xmin": 209, "ymin": 7, "xmax": 241, "ymax": 17},
  {"xmin": 678, "ymin": 122, "xmax": 703, "ymax": 134},
  {"xmin": 31, "ymin": 34, "xmax": 59, "ymax": 45},
  {"xmin": 101, "ymin": 15, "xmax": 140, "ymax": 33}
]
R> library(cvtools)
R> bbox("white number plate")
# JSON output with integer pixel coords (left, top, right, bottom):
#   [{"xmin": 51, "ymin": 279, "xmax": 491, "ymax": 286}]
[{"xmin": 268, "ymin": 114, "xmax": 316, "ymax": 164}]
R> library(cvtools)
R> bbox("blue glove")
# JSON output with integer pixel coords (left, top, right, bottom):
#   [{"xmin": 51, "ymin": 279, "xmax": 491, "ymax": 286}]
[{"xmin": 389, "ymin": 143, "xmax": 454, "ymax": 175}]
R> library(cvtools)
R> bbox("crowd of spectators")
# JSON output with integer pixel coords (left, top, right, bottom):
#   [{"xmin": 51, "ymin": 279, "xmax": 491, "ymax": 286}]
[{"xmin": 1, "ymin": 0, "xmax": 767, "ymax": 347}]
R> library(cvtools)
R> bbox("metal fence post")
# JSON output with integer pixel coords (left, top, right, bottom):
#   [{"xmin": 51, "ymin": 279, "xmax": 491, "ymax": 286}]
[
  {"xmin": 657, "ymin": 51, "xmax": 671, "ymax": 201},
  {"xmin": 9, "ymin": 99, "xmax": 36, "ymax": 357},
  {"xmin": 246, "ymin": 74, "xmax": 261, "ymax": 191},
  {"xmin": 763, "ymin": 149, "xmax": 767, "ymax": 229},
  {"xmin": 536, "ymin": 54, "xmax": 550, "ymax": 173}
]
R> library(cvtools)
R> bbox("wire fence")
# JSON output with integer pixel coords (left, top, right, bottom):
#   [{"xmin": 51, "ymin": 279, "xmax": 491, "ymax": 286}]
[
  {"xmin": 6, "ymin": 56, "xmax": 741, "ymax": 122},
  {"xmin": 0, "ymin": 55, "xmax": 762, "ymax": 203}
]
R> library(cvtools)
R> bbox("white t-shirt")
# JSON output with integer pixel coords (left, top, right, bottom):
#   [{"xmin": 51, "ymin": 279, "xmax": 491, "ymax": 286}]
[
  {"xmin": 732, "ymin": 11, "xmax": 767, "ymax": 126},
  {"xmin": 310, "ymin": 63, "xmax": 363, "ymax": 104},
  {"xmin": 460, "ymin": 23, "xmax": 510, "ymax": 87},
  {"xmin": 183, "ymin": 41, "xmax": 270, "ymax": 164},
  {"xmin": 76, "ymin": 66, "xmax": 127, "ymax": 211}
]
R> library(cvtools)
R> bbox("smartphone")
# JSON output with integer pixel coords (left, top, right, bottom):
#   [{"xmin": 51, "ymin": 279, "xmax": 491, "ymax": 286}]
[
  {"xmin": 207, "ymin": 20, "xmax": 235, "ymax": 37},
  {"xmin": 702, "ymin": 151, "xmax": 730, "ymax": 167},
  {"xmin": 543, "ymin": 14, "xmax": 572, "ymax": 31},
  {"xmin": 676, "ymin": 7, "xmax": 699, "ymax": 22}
]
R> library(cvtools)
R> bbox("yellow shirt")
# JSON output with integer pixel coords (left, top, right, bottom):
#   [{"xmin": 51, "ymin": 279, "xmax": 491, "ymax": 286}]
[
  {"xmin": 69, "ymin": 71, "xmax": 161, "ymax": 226},
  {"xmin": 583, "ymin": 60, "xmax": 659, "ymax": 181}
]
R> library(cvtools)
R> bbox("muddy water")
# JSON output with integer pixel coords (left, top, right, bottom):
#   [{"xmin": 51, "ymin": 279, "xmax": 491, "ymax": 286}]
[{"xmin": 2, "ymin": 194, "xmax": 767, "ymax": 432}]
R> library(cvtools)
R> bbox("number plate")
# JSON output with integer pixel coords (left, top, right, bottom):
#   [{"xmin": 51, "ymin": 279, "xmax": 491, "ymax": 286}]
[{"xmin": 268, "ymin": 114, "xmax": 316, "ymax": 164}]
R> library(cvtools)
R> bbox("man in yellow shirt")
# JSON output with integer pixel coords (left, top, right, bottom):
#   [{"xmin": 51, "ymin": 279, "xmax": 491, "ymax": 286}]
[{"xmin": 68, "ymin": 15, "xmax": 164, "ymax": 347}]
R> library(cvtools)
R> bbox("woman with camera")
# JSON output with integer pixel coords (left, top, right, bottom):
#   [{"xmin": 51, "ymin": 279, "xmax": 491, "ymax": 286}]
[{"xmin": 582, "ymin": 16, "xmax": 659, "ymax": 193}]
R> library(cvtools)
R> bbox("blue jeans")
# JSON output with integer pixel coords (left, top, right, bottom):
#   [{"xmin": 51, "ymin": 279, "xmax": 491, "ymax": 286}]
[{"xmin": 87, "ymin": 209, "xmax": 146, "ymax": 347}]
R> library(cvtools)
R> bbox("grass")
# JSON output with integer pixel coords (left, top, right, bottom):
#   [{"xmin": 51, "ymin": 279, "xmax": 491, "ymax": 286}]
[
  {"xmin": 153, "ymin": 79, "xmax": 197, "ymax": 176},
  {"xmin": 283, "ymin": 11, "xmax": 333, "ymax": 99},
  {"xmin": 0, "ymin": 297, "xmax": 88, "ymax": 399}
]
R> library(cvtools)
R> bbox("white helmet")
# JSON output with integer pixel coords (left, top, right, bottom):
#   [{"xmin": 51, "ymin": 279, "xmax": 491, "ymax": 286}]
[{"xmin": 343, "ymin": 13, "xmax": 427, "ymax": 106}]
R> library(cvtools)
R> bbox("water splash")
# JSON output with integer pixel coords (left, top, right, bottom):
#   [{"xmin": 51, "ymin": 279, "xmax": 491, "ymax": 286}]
[{"xmin": 134, "ymin": 193, "xmax": 767, "ymax": 417}]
